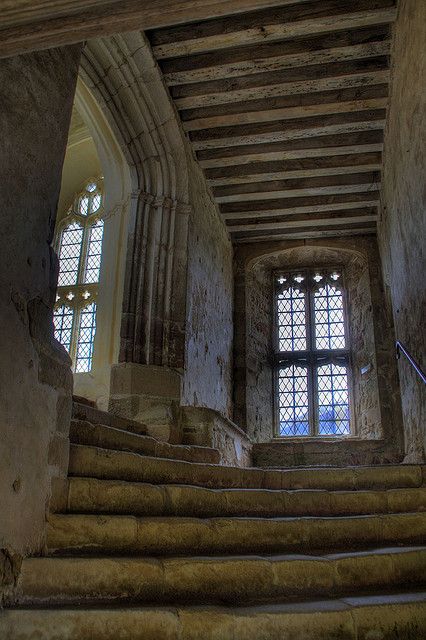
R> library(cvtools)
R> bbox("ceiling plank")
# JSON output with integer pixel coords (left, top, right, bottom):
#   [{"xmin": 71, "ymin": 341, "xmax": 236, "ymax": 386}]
[
  {"xmin": 222, "ymin": 202, "xmax": 379, "ymax": 221},
  {"xmin": 183, "ymin": 96, "xmax": 388, "ymax": 131},
  {"xmin": 197, "ymin": 131, "xmax": 384, "ymax": 167},
  {"xmin": 208, "ymin": 166, "xmax": 382, "ymax": 187},
  {"xmin": 164, "ymin": 41, "xmax": 390, "ymax": 85},
  {"xmin": 227, "ymin": 212, "xmax": 378, "ymax": 232},
  {"xmin": 191, "ymin": 114, "xmax": 386, "ymax": 150},
  {"xmin": 174, "ymin": 69, "xmax": 389, "ymax": 110},
  {"xmin": 0, "ymin": 0, "xmax": 306, "ymax": 58},
  {"xmin": 232, "ymin": 225, "xmax": 377, "ymax": 243},
  {"xmin": 213, "ymin": 171, "xmax": 380, "ymax": 197},
  {"xmin": 221, "ymin": 191, "xmax": 379, "ymax": 214},
  {"xmin": 152, "ymin": 7, "xmax": 396, "ymax": 58},
  {"xmin": 216, "ymin": 183, "xmax": 380, "ymax": 203}
]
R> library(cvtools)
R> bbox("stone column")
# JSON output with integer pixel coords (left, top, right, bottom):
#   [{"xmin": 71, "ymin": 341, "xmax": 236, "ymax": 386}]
[
  {"xmin": 110, "ymin": 189, "xmax": 190, "ymax": 442},
  {"xmin": 0, "ymin": 45, "xmax": 82, "ymax": 598}
]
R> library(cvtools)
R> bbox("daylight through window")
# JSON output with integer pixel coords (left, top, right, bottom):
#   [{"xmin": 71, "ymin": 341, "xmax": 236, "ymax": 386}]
[
  {"xmin": 274, "ymin": 268, "xmax": 351, "ymax": 437},
  {"xmin": 53, "ymin": 179, "xmax": 104, "ymax": 373}
]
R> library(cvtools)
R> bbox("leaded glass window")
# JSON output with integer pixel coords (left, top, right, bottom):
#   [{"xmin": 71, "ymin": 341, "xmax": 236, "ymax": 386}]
[
  {"xmin": 274, "ymin": 268, "xmax": 352, "ymax": 437},
  {"xmin": 53, "ymin": 179, "xmax": 104, "ymax": 373}
]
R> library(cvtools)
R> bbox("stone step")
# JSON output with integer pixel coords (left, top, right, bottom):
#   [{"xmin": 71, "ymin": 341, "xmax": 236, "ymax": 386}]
[
  {"xmin": 69, "ymin": 444, "xmax": 426, "ymax": 491},
  {"xmin": 2, "ymin": 592, "xmax": 426, "ymax": 639},
  {"xmin": 65, "ymin": 476, "xmax": 426, "ymax": 518},
  {"xmin": 47, "ymin": 511, "xmax": 426, "ymax": 556},
  {"xmin": 70, "ymin": 420, "xmax": 220, "ymax": 465},
  {"xmin": 16, "ymin": 547, "xmax": 426, "ymax": 606},
  {"xmin": 72, "ymin": 402, "xmax": 147, "ymax": 435}
]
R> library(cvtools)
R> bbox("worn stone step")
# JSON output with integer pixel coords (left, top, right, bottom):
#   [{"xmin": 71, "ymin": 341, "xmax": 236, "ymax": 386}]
[
  {"xmin": 16, "ymin": 547, "xmax": 426, "ymax": 606},
  {"xmin": 69, "ymin": 444, "xmax": 426, "ymax": 491},
  {"xmin": 47, "ymin": 512, "xmax": 426, "ymax": 556},
  {"xmin": 70, "ymin": 420, "xmax": 220, "ymax": 465},
  {"xmin": 3, "ymin": 592, "xmax": 426, "ymax": 639},
  {"xmin": 72, "ymin": 402, "xmax": 147, "ymax": 435},
  {"xmin": 65, "ymin": 476, "xmax": 426, "ymax": 518}
]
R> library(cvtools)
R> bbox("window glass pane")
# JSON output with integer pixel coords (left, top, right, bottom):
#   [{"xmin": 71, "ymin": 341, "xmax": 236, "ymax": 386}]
[
  {"xmin": 75, "ymin": 302, "xmax": 97, "ymax": 373},
  {"xmin": 91, "ymin": 193, "xmax": 102, "ymax": 213},
  {"xmin": 79, "ymin": 196, "xmax": 89, "ymax": 216},
  {"xmin": 84, "ymin": 220, "xmax": 104, "ymax": 284},
  {"xmin": 57, "ymin": 222, "xmax": 84, "ymax": 286},
  {"xmin": 314, "ymin": 281, "xmax": 346, "ymax": 350},
  {"xmin": 278, "ymin": 365, "xmax": 309, "ymax": 436},
  {"xmin": 53, "ymin": 305, "xmax": 74, "ymax": 353},
  {"xmin": 277, "ymin": 279, "xmax": 307, "ymax": 352},
  {"xmin": 317, "ymin": 363, "xmax": 350, "ymax": 436}
]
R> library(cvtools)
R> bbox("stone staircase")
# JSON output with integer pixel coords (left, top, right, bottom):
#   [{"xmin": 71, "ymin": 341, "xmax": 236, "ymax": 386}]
[{"xmin": 2, "ymin": 416, "xmax": 426, "ymax": 639}]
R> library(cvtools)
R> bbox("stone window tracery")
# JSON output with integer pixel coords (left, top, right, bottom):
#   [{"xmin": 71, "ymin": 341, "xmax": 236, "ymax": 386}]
[
  {"xmin": 54, "ymin": 178, "xmax": 104, "ymax": 373},
  {"xmin": 274, "ymin": 268, "xmax": 351, "ymax": 438}
]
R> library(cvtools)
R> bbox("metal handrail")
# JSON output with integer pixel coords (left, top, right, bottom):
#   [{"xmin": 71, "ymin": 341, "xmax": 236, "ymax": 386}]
[{"xmin": 396, "ymin": 341, "xmax": 426, "ymax": 384}]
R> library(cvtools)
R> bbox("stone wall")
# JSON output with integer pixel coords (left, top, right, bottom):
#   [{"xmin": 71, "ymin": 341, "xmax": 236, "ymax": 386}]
[
  {"xmin": 379, "ymin": 0, "xmax": 426, "ymax": 462},
  {"xmin": 182, "ymin": 147, "xmax": 234, "ymax": 418},
  {"xmin": 234, "ymin": 237, "xmax": 403, "ymax": 465},
  {"xmin": 0, "ymin": 45, "xmax": 81, "ymax": 599}
]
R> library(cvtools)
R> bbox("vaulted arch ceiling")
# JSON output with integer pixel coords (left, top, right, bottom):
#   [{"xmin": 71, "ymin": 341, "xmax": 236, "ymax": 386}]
[{"xmin": 145, "ymin": 0, "xmax": 397, "ymax": 243}]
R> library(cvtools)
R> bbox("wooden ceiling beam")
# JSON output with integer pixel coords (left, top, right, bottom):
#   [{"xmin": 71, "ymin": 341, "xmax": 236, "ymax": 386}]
[
  {"xmin": 231, "ymin": 225, "xmax": 377, "ymax": 243},
  {"xmin": 227, "ymin": 212, "xmax": 378, "ymax": 233},
  {"xmin": 205, "ymin": 152, "xmax": 382, "ymax": 181},
  {"xmin": 183, "ymin": 96, "xmax": 388, "ymax": 131},
  {"xmin": 222, "ymin": 202, "xmax": 379, "ymax": 221},
  {"xmin": 152, "ymin": 5, "xmax": 396, "ymax": 59},
  {"xmin": 216, "ymin": 183, "xmax": 380, "ymax": 204},
  {"xmin": 174, "ymin": 69, "xmax": 389, "ymax": 110},
  {"xmin": 0, "ymin": 0, "xmax": 301, "ymax": 58},
  {"xmin": 207, "ymin": 164, "xmax": 382, "ymax": 186},
  {"xmin": 164, "ymin": 40, "xmax": 390, "ymax": 86},
  {"xmin": 180, "ymin": 84, "xmax": 389, "ymax": 124},
  {"xmin": 191, "ymin": 115, "xmax": 386, "ymax": 151},
  {"xmin": 197, "ymin": 131, "xmax": 384, "ymax": 168},
  {"xmin": 221, "ymin": 191, "xmax": 379, "ymax": 214},
  {"xmin": 213, "ymin": 171, "xmax": 380, "ymax": 198}
]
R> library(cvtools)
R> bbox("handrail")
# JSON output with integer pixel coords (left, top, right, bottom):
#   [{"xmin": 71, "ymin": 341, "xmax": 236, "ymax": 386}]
[{"xmin": 396, "ymin": 341, "xmax": 426, "ymax": 384}]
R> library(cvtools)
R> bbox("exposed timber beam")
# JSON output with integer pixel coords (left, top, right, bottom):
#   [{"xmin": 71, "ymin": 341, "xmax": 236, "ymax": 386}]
[
  {"xmin": 152, "ymin": 6, "xmax": 396, "ymax": 59},
  {"xmin": 205, "ymin": 153, "xmax": 382, "ymax": 181},
  {"xmin": 232, "ymin": 225, "xmax": 377, "ymax": 243},
  {"xmin": 164, "ymin": 41, "xmax": 390, "ymax": 86},
  {"xmin": 216, "ymin": 183, "xmax": 380, "ymax": 203},
  {"xmin": 0, "ymin": 0, "xmax": 306, "ymax": 58},
  {"xmin": 197, "ymin": 131, "xmax": 384, "ymax": 168},
  {"xmin": 207, "ymin": 166, "xmax": 382, "ymax": 187},
  {"xmin": 191, "ymin": 113, "xmax": 386, "ymax": 150},
  {"xmin": 180, "ymin": 84, "xmax": 389, "ymax": 125},
  {"xmin": 222, "ymin": 202, "xmax": 379, "ymax": 221},
  {"xmin": 174, "ymin": 70, "xmax": 390, "ymax": 110},
  {"xmin": 227, "ymin": 212, "xmax": 378, "ymax": 233}
]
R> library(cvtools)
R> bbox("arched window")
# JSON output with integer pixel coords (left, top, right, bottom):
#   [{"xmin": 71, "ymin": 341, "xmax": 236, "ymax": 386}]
[
  {"xmin": 54, "ymin": 179, "xmax": 104, "ymax": 373},
  {"xmin": 274, "ymin": 268, "xmax": 351, "ymax": 437}
]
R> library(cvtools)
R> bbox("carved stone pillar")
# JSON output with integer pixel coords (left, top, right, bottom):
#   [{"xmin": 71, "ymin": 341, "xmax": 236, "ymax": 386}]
[{"xmin": 110, "ymin": 188, "xmax": 190, "ymax": 441}]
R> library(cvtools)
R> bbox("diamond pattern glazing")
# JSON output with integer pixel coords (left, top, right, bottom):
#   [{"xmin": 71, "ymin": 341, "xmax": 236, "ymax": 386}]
[
  {"xmin": 75, "ymin": 303, "xmax": 97, "ymax": 373},
  {"xmin": 84, "ymin": 220, "xmax": 104, "ymax": 284},
  {"xmin": 317, "ymin": 363, "xmax": 350, "ymax": 435},
  {"xmin": 53, "ymin": 305, "xmax": 74, "ymax": 353},
  {"xmin": 278, "ymin": 365, "xmax": 309, "ymax": 436},
  {"xmin": 277, "ymin": 286, "xmax": 306, "ymax": 352},
  {"xmin": 314, "ymin": 283, "xmax": 346, "ymax": 350},
  {"xmin": 57, "ymin": 223, "xmax": 84, "ymax": 286}
]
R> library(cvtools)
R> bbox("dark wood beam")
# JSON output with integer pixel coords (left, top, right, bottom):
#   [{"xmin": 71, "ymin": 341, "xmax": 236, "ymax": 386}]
[{"xmin": 0, "ymin": 0, "xmax": 305, "ymax": 58}]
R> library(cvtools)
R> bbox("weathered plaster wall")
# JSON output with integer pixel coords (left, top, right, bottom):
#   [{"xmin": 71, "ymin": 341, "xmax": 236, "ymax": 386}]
[
  {"xmin": 379, "ymin": 0, "xmax": 426, "ymax": 461},
  {"xmin": 182, "ymin": 147, "xmax": 234, "ymax": 418},
  {"xmin": 234, "ymin": 237, "xmax": 403, "ymax": 464},
  {"xmin": 0, "ymin": 45, "xmax": 81, "ymax": 597}
]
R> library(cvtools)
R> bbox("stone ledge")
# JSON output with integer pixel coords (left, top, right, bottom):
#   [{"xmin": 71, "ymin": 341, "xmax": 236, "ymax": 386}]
[
  {"xmin": 253, "ymin": 438, "xmax": 403, "ymax": 468},
  {"xmin": 180, "ymin": 406, "xmax": 252, "ymax": 467}
]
